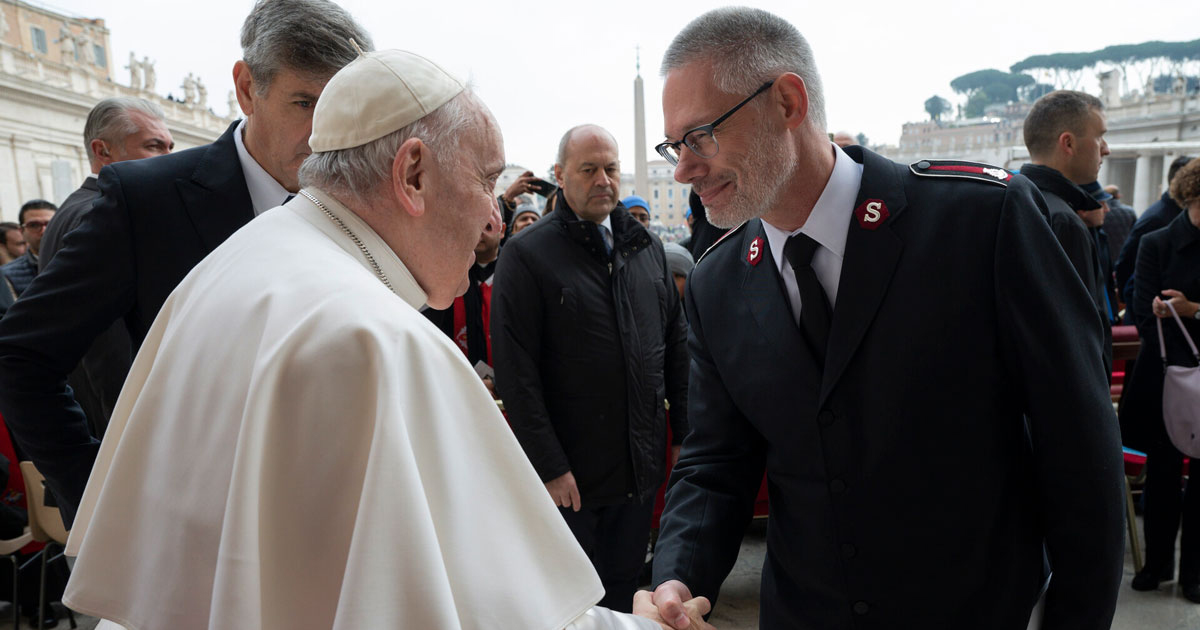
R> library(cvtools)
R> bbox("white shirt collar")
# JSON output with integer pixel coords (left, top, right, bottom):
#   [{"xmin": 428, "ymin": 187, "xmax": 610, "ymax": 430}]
[
  {"xmin": 234, "ymin": 119, "xmax": 293, "ymax": 216},
  {"xmin": 292, "ymin": 187, "xmax": 428, "ymax": 310},
  {"xmin": 761, "ymin": 143, "xmax": 863, "ymax": 276}
]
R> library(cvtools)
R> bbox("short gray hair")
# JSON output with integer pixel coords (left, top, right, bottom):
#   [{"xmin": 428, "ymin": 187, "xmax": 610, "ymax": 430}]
[
  {"xmin": 298, "ymin": 90, "xmax": 483, "ymax": 204},
  {"xmin": 661, "ymin": 7, "xmax": 827, "ymax": 131},
  {"xmin": 240, "ymin": 0, "xmax": 372, "ymax": 94},
  {"xmin": 84, "ymin": 97, "xmax": 165, "ymax": 150},
  {"xmin": 1023, "ymin": 90, "xmax": 1104, "ymax": 159}
]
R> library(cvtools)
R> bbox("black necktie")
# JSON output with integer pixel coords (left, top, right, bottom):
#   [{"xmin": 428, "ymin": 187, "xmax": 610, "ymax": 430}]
[{"xmin": 784, "ymin": 233, "xmax": 831, "ymax": 364}]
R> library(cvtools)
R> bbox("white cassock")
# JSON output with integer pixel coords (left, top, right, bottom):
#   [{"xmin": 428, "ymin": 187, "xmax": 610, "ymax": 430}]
[{"xmin": 64, "ymin": 189, "xmax": 658, "ymax": 630}]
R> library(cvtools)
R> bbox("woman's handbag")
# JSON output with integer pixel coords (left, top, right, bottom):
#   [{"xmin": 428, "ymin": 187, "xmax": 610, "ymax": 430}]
[{"xmin": 1159, "ymin": 301, "xmax": 1200, "ymax": 457}]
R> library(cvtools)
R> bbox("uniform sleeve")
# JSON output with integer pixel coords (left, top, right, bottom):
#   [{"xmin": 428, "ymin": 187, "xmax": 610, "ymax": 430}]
[
  {"xmin": 651, "ymin": 274, "xmax": 766, "ymax": 603},
  {"xmin": 490, "ymin": 242, "xmax": 571, "ymax": 482},
  {"xmin": 0, "ymin": 165, "xmax": 137, "ymax": 526},
  {"xmin": 994, "ymin": 177, "xmax": 1124, "ymax": 629}
]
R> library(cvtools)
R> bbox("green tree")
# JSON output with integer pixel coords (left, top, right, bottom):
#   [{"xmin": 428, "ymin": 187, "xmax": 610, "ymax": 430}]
[{"xmin": 924, "ymin": 95, "xmax": 951, "ymax": 121}]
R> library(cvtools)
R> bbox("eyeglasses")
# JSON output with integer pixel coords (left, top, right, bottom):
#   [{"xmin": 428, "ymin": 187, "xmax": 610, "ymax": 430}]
[
  {"xmin": 656, "ymin": 80, "xmax": 775, "ymax": 166},
  {"xmin": 21, "ymin": 221, "xmax": 49, "ymax": 231}
]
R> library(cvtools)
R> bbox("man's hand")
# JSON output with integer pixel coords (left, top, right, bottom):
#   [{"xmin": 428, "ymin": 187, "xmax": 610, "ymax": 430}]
[
  {"xmin": 670, "ymin": 445, "xmax": 682, "ymax": 470},
  {"xmin": 480, "ymin": 375, "xmax": 496, "ymax": 399},
  {"xmin": 633, "ymin": 584, "xmax": 713, "ymax": 629},
  {"xmin": 545, "ymin": 471, "xmax": 581, "ymax": 512},
  {"xmin": 501, "ymin": 170, "xmax": 537, "ymax": 205}
]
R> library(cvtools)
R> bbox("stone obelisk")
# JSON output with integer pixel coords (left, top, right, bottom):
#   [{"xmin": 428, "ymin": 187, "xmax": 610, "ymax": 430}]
[{"xmin": 633, "ymin": 47, "xmax": 649, "ymax": 197}]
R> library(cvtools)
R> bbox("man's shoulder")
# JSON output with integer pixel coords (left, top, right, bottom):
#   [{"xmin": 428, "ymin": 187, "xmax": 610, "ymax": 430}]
[{"xmin": 106, "ymin": 142, "xmax": 214, "ymax": 183}]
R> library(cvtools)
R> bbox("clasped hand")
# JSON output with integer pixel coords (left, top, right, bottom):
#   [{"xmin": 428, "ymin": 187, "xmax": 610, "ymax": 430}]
[{"xmin": 633, "ymin": 581, "xmax": 716, "ymax": 629}]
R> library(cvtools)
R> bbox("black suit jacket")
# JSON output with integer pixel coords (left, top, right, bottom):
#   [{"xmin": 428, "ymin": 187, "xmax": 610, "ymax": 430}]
[
  {"xmin": 1120, "ymin": 212, "xmax": 1200, "ymax": 451},
  {"xmin": 36, "ymin": 176, "xmax": 131, "ymax": 438},
  {"xmin": 652, "ymin": 148, "xmax": 1123, "ymax": 629},
  {"xmin": 0, "ymin": 121, "xmax": 253, "ymax": 525}
]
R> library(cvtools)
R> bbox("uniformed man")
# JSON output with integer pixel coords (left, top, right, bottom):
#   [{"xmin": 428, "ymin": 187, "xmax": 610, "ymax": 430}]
[{"xmin": 633, "ymin": 7, "xmax": 1123, "ymax": 630}]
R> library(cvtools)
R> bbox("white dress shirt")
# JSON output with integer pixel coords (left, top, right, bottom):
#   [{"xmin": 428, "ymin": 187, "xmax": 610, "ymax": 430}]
[
  {"xmin": 233, "ymin": 119, "xmax": 294, "ymax": 216},
  {"xmin": 761, "ymin": 144, "xmax": 864, "ymax": 326}
]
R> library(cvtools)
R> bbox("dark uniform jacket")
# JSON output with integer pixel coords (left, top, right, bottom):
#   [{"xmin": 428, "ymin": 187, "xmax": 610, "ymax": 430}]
[
  {"xmin": 0, "ymin": 121, "xmax": 253, "ymax": 525},
  {"xmin": 1116, "ymin": 191, "xmax": 1185, "ymax": 305},
  {"xmin": 1020, "ymin": 164, "xmax": 1112, "ymax": 375},
  {"xmin": 37, "ymin": 175, "xmax": 132, "ymax": 439},
  {"xmin": 652, "ymin": 148, "xmax": 1123, "ymax": 629},
  {"xmin": 1119, "ymin": 211, "xmax": 1200, "ymax": 451},
  {"xmin": 491, "ymin": 193, "xmax": 689, "ymax": 506}
]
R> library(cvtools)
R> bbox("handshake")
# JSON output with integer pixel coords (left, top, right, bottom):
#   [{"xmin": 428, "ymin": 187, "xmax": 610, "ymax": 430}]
[{"xmin": 633, "ymin": 580, "xmax": 716, "ymax": 630}]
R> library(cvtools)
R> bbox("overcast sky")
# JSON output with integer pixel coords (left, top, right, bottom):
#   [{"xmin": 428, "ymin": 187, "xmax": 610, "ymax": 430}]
[{"xmin": 40, "ymin": 0, "xmax": 1200, "ymax": 175}]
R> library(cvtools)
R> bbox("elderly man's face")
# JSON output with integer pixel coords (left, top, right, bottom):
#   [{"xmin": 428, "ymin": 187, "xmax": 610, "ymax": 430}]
[
  {"xmin": 554, "ymin": 128, "xmax": 620, "ymax": 223},
  {"xmin": 663, "ymin": 61, "xmax": 790, "ymax": 229},
  {"xmin": 424, "ymin": 116, "xmax": 506, "ymax": 308}
]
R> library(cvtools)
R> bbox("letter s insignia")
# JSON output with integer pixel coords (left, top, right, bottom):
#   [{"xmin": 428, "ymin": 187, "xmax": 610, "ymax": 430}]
[
  {"xmin": 747, "ymin": 237, "xmax": 763, "ymax": 266},
  {"xmin": 854, "ymin": 199, "xmax": 889, "ymax": 231}
]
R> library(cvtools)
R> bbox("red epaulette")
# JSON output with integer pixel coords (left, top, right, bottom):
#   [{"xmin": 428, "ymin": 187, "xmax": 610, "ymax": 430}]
[{"xmin": 909, "ymin": 159, "xmax": 1012, "ymax": 187}]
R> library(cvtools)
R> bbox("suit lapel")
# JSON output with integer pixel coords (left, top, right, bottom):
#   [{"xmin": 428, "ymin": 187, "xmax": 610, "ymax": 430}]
[
  {"xmin": 175, "ymin": 121, "xmax": 255, "ymax": 252},
  {"xmin": 740, "ymin": 220, "xmax": 812, "ymax": 366},
  {"xmin": 819, "ymin": 149, "xmax": 907, "ymax": 406}
]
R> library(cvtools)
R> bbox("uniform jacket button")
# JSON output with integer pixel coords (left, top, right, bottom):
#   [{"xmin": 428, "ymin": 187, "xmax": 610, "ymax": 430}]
[
  {"xmin": 818, "ymin": 410, "xmax": 835, "ymax": 427},
  {"xmin": 830, "ymin": 479, "xmax": 846, "ymax": 493},
  {"xmin": 854, "ymin": 601, "xmax": 869, "ymax": 615}
]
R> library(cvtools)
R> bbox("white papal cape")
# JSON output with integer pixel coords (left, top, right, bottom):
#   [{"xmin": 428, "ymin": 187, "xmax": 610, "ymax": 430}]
[{"xmin": 63, "ymin": 190, "xmax": 653, "ymax": 630}]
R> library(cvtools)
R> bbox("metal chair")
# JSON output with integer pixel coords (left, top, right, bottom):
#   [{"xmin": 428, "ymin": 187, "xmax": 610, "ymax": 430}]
[
  {"xmin": 18, "ymin": 463, "xmax": 75, "ymax": 630},
  {"xmin": 0, "ymin": 527, "xmax": 33, "ymax": 629}
]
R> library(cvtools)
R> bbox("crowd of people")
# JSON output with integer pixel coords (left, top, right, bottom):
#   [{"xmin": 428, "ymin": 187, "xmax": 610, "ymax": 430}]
[{"xmin": 0, "ymin": 2, "xmax": 1194, "ymax": 629}]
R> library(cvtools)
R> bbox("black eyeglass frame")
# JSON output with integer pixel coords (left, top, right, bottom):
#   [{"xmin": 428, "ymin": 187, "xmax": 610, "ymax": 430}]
[{"xmin": 655, "ymin": 80, "xmax": 776, "ymax": 166}]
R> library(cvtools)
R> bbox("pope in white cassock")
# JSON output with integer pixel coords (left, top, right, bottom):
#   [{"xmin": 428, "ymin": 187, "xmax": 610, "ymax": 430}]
[{"xmin": 60, "ymin": 49, "xmax": 713, "ymax": 630}]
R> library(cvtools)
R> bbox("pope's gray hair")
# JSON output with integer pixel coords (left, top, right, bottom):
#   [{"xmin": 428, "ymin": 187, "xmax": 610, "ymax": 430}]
[
  {"xmin": 661, "ymin": 7, "xmax": 827, "ymax": 132},
  {"xmin": 298, "ymin": 89, "xmax": 483, "ymax": 204}
]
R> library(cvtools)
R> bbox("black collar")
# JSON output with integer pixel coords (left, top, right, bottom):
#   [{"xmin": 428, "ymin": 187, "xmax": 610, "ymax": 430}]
[{"xmin": 1018, "ymin": 164, "xmax": 1100, "ymax": 211}]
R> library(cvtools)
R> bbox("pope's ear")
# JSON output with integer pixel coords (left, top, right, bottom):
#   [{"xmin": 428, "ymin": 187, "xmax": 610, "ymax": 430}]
[{"xmin": 391, "ymin": 138, "xmax": 429, "ymax": 217}]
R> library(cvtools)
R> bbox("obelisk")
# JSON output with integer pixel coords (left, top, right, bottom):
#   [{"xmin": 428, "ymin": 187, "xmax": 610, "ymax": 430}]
[{"xmin": 633, "ymin": 47, "xmax": 648, "ymax": 197}]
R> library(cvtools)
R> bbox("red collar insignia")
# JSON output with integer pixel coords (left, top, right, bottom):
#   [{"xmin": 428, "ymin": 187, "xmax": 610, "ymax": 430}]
[
  {"xmin": 747, "ymin": 236, "xmax": 764, "ymax": 266},
  {"xmin": 854, "ymin": 199, "xmax": 889, "ymax": 230}
]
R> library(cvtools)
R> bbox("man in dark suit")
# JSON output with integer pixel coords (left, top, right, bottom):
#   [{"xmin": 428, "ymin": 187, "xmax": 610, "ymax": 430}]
[
  {"xmin": 36, "ymin": 97, "xmax": 173, "ymax": 438},
  {"xmin": 635, "ymin": 8, "xmax": 1123, "ymax": 630},
  {"xmin": 0, "ymin": 0, "xmax": 371, "ymax": 526},
  {"xmin": 1115, "ymin": 155, "xmax": 1194, "ymax": 305}
]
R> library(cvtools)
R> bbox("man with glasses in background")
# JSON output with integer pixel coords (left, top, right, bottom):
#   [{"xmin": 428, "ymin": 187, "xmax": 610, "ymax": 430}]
[
  {"xmin": 634, "ymin": 7, "xmax": 1123, "ymax": 630},
  {"xmin": 2, "ymin": 199, "xmax": 56, "ymax": 297}
]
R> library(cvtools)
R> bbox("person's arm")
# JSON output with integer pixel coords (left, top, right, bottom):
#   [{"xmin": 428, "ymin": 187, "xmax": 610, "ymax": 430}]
[
  {"xmin": 490, "ymin": 243, "xmax": 571, "ymax": 484},
  {"xmin": 0, "ymin": 165, "xmax": 138, "ymax": 526},
  {"xmin": 650, "ymin": 275, "xmax": 766, "ymax": 609},
  {"xmin": 994, "ymin": 178, "xmax": 1124, "ymax": 629}
]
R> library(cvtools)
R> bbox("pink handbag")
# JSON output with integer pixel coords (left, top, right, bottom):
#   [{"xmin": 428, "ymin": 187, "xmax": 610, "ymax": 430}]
[{"xmin": 1159, "ymin": 301, "xmax": 1200, "ymax": 457}]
